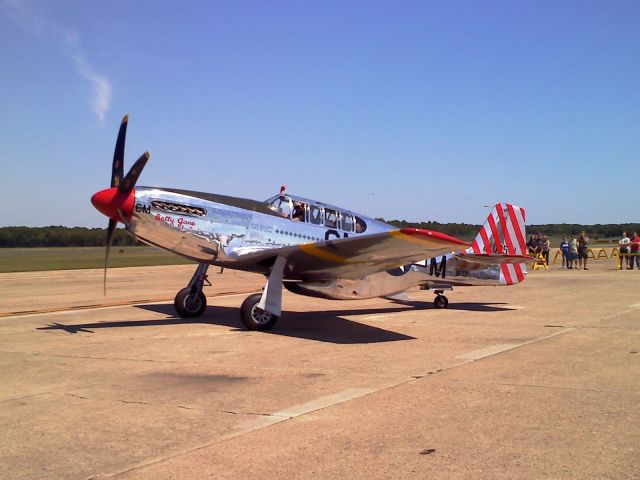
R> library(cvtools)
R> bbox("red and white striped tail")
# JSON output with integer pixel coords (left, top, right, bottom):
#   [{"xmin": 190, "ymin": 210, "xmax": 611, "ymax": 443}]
[{"xmin": 467, "ymin": 203, "xmax": 527, "ymax": 285}]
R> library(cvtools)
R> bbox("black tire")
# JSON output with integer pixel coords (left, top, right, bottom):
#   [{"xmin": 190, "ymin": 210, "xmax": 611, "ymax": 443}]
[
  {"xmin": 174, "ymin": 288, "xmax": 207, "ymax": 318},
  {"xmin": 434, "ymin": 295, "xmax": 448, "ymax": 309},
  {"xmin": 240, "ymin": 293, "xmax": 279, "ymax": 331}
]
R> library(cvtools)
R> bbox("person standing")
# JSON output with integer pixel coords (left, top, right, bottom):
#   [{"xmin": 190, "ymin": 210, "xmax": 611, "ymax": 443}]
[
  {"xmin": 568, "ymin": 235, "xmax": 578, "ymax": 269},
  {"xmin": 541, "ymin": 235, "xmax": 550, "ymax": 266},
  {"xmin": 578, "ymin": 232, "xmax": 589, "ymax": 270},
  {"xmin": 629, "ymin": 232, "xmax": 640, "ymax": 270},
  {"xmin": 560, "ymin": 237, "xmax": 569, "ymax": 269},
  {"xmin": 527, "ymin": 234, "xmax": 539, "ymax": 254},
  {"xmin": 619, "ymin": 231, "xmax": 630, "ymax": 270}
]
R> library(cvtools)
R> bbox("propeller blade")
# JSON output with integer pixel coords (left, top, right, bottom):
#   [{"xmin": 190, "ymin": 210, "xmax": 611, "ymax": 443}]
[
  {"xmin": 111, "ymin": 115, "xmax": 128, "ymax": 188},
  {"xmin": 104, "ymin": 218, "xmax": 117, "ymax": 295},
  {"xmin": 119, "ymin": 152, "xmax": 150, "ymax": 194}
]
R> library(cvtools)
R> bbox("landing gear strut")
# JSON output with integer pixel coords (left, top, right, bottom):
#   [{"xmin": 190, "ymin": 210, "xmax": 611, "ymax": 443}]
[
  {"xmin": 433, "ymin": 290, "xmax": 449, "ymax": 309},
  {"xmin": 174, "ymin": 263, "xmax": 210, "ymax": 318},
  {"xmin": 240, "ymin": 255, "xmax": 286, "ymax": 331}
]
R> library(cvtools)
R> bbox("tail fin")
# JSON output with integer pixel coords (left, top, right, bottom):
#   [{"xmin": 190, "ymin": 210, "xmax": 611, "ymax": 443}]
[{"xmin": 467, "ymin": 203, "xmax": 527, "ymax": 285}]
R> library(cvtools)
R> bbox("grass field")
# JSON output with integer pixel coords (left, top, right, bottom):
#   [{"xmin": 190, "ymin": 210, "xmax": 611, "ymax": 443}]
[{"xmin": 0, "ymin": 247, "xmax": 194, "ymax": 273}]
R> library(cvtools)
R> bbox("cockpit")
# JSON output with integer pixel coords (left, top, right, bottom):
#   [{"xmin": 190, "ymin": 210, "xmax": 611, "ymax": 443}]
[{"xmin": 264, "ymin": 194, "xmax": 367, "ymax": 234}]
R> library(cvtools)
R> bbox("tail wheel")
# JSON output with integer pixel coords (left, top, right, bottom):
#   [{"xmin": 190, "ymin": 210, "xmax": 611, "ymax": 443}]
[
  {"xmin": 240, "ymin": 293, "xmax": 279, "ymax": 331},
  {"xmin": 174, "ymin": 288, "xmax": 207, "ymax": 318},
  {"xmin": 434, "ymin": 294, "xmax": 448, "ymax": 309}
]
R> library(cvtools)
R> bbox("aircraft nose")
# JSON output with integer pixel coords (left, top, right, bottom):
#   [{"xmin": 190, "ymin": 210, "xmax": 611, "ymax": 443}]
[{"xmin": 91, "ymin": 187, "xmax": 135, "ymax": 222}]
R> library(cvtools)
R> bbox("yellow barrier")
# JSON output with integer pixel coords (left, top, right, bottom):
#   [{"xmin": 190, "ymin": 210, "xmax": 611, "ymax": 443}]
[
  {"xmin": 591, "ymin": 248, "xmax": 609, "ymax": 260},
  {"xmin": 528, "ymin": 253, "xmax": 548, "ymax": 270},
  {"xmin": 553, "ymin": 248, "xmax": 608, "ymax": 264},
  {"xmin": 547, "ymin": 247, "xmax": 640, "ymax": 268},
  {"xmin": 615, "ymin": 252, "xmax": 640, "ymax": 270}
]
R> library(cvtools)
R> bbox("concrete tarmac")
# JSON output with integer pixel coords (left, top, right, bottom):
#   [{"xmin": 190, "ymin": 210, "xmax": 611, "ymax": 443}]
[{"xmin": 0, "ymin": 259, "xmax": 638, "ymax": 479}]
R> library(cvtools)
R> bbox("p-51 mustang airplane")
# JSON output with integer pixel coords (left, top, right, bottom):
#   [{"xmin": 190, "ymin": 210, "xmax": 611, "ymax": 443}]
[{"xmin": 92, "ymin": 116, "xmax": 531, "ymax": 331}]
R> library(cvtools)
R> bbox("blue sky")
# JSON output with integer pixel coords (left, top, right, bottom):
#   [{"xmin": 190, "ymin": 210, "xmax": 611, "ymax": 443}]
[{"xmin": 1, "ymin": 0, "xmax": 638, "ymax": 228}]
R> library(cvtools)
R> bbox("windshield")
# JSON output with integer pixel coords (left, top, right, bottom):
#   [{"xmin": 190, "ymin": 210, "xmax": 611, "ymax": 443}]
[{"xmin": 266, "ymin": 195, "xmax": 293, "ymax": 218}]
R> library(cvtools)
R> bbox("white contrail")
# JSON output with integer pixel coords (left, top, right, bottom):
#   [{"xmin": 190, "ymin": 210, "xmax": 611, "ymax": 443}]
[
  {"xmin": 68, "ymin": 49, "xmax": 112, "ymax": 122},
  {"xmin": 2, "ymin": 0, "xmax": 112, "ymax": 121}
]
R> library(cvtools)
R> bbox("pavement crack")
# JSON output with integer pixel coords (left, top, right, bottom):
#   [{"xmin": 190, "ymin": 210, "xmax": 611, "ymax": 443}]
[
  {"xmin": 64, "ymin": 393, "xmax": 89, "ymax": 400},
  {"xmin": 0, "ymin": 392, "xmax": 53, "ymax": 403},
  {"xmin": 220, "ymin": 409, "xmax": 283, "ymax": 418},
  {"xmin": 446, "ymin": 379, "xmax": 640, "ymax": 395},
  {"xmin": 116, "ymin": 399, "xmax": 158, "ymax": 407},
  {"xmin": 16, "ymin": 351, "xmax": 185, "ymax": 364}
]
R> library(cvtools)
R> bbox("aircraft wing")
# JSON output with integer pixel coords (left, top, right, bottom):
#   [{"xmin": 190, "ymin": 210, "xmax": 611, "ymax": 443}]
[{"xmin": 232, "ymin": 228, "xmax": 469, "ymax": 280}]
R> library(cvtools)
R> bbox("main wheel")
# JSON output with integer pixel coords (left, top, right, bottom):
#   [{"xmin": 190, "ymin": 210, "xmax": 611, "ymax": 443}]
[
  {"xmin": 174, "ymin": 288, "xmax": 207, "ymax": 318},
  {"xmin": 433, "ymin": 294, "xmax": 448, "ymax": 309},
  {"xmin": 240, "ymin": 293, "xmax": 279, "ymax": 331}
]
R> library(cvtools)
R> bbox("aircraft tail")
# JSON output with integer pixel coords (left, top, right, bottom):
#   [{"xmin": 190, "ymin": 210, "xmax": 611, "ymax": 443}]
[{"xmin": 464, "ymin": 203, "xmax": 528, "ymax": 285}]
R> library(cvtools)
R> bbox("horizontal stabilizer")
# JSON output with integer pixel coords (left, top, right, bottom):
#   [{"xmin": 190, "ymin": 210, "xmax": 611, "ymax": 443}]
[{"xmin": 455, "ymin": 253, "xmax": 532, "ymax": 265}]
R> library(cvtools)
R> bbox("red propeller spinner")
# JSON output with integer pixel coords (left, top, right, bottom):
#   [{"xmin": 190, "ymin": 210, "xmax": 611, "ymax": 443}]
[{"xmin": 91, "ymin": 187, "xmax": 135, "ymax": 222}]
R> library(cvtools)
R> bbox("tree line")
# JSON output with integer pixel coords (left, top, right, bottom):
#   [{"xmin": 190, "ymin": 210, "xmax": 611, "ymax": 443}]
[
  {"xmin": 378, "ymin": 220, "xmax": 640, "ymax": 241},
  {"xmin": 0, "ymin": 227, "xmax": 138, "ymax": 248},
  {"xmin": 1, "ymin": 223, "xmax": 639, "ymax": 248}
]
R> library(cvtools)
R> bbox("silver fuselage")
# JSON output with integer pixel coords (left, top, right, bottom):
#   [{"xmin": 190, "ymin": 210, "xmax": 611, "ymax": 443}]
[{"xmin": 128, "ymin": 187, "xmax": 505, "ymax": 300}]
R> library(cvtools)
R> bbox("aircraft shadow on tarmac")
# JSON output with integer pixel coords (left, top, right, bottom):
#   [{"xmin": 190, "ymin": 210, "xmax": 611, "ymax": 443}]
[{"xmin": 37, "ymin": 300, "xmax": 512, "ymax": 344}]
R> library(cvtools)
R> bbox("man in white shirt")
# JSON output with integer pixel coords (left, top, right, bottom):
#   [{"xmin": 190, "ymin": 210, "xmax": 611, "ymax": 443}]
[{"xmin": 619, "ymin": 231, "xmax": 631, "ymax": 270}]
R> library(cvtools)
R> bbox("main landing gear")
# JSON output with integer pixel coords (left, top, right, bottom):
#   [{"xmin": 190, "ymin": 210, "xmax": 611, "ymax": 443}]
[
  {"xmin": 240, "ymin": 255, "xmax": 287, "ymax": 331},
  {"xmin": 240, "ymin": 293, "xmax": 279, "ymax": 331},
  {"xmin": 173, "ymin": 257, "xmax": 287, "ymax": 332},
  {"xmin": 174, "ymin": 263, "xmax": 210, "ymax": 318},
  {"xmin": 433, "ymin": 290, "xmax": 449, "ymax": 309}
]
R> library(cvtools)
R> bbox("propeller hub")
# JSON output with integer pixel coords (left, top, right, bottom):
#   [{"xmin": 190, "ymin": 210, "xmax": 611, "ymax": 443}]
[{"xmin": 91, "ymin": 187, "xmax": 135, "ymax": 222}]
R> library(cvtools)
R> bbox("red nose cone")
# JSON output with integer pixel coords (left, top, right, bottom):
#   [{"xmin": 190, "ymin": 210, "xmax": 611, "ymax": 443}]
[{"xmin": 91, "ymin": 187, "xmax": 135, "ymax": 222}]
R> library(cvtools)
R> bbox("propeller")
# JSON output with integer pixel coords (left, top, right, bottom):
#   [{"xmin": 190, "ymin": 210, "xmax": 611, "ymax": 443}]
[
  {"xmin": 91, "ymin": 115, "xmax": 150, "ymax": 294},
  {"xmin": 111, "ymin": 115, "xmax": 127, "ymax": 188}
]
